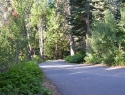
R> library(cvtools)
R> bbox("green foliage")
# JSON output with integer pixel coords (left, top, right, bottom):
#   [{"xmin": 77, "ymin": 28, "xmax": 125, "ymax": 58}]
[
  {"xmin": 108, "ymin": 0, "xmax": 122, "ymax": 20},
  {"xmin": 44, "ymin": 2, "xmax": 70, "ymax": 59},
  {"xmin": 91, "ymin": 0, "xmax": 106, "ymax": 20},
  {"xmin": 0, "ymin": 0, "xmax": 45, "ymax": 68},
  {"xmin": 0, "ymin": 62, "xmax": 51, "ymax": 95},
  {"xmin": 0, "ymin": 28, "xmax": 15, "ymax": 73},
  {"xmin": 68, "ymin": 0, "xmax": 87, "ymax": 36},
  {"xmin": 67, "ymin": 0, "xmax": 90, "ymax": 54},
  {"xmin": 84, "ymin": 53, "xmax": 102, "ymax": 64},
  {"xmin": 114, "ymin": 49, "xmax": 125, "ymax": 65},
  {"xmin": 31, "ymin": 55, "xmax": 43, "ymax": 64},
  {"xmin": 102, "ymin": 48, "xmax": 125, "ymax": 66},
  {"xmin": 65, "ymin": 54, "xmax": 85, "ymax": 63},
  {"xmin": 85, "ymin": 10, "xmax": 125, "ymax": 66}
]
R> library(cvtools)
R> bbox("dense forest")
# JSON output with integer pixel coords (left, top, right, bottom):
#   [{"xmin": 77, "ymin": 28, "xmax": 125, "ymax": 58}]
[
  {"xmin": 1, "ymin": 0, "xmax": 125, "ymax": 70},
  {"xmin": 0, "ymin": 0, "xmax": 125, "ymax": 94}
]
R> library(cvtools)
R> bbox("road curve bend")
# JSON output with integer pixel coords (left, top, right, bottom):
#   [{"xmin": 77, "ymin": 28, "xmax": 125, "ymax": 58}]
[{"xmin": 39, "ymin": 60, "xmax": 125, "ymax": 95}]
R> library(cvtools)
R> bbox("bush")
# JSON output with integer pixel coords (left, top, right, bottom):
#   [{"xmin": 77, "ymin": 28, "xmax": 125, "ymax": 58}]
[
  {"xmin": 31, "ymin": 55, "xmax": 43, "ymax": 64},
  {"xmin": 0, "ymin": 62, "xmax": 51, "ymax": 95},
  {"xmin": 102, "ymin": 50, "xmax": 116, "ymax": 66},
  {"xmin": 65, "ymin": 54, "xmax": 85, "ymax": 63},
  {"xmin": 84, "ymin": 53, "xmax": 102, "ymax": 64},
  {"xmin": 114, "ymin": 50, "xmax": 125, "ymax": 66}
]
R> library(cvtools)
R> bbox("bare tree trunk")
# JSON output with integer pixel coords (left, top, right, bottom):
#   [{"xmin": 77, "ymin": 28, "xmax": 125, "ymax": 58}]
[
  {"xmin": 67, "ymin": 1, "xmax": 75, "ymax": 56},
  {"xmin": 38, "ymin": 17, "xmax": 45, "ymax": 61},
  {"xmin": 26, "ymin": 14, "xmax": 33, "ymax": 60},
  {"xmin": 70, "ymin": 33, "xmax": 75, "ymax": 56}
]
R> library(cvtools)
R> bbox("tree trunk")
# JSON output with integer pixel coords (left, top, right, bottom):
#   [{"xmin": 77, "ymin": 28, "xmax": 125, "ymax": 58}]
[
  {"xmin": 38, "ymin": 17, "xmax": 45, "ymax": 61},
  {"xmin": 70, "ymin": 33, "xmax": 75, "ymax": 56},
  {"xmin": 67, "ymin": 1, "xmax": 75, "ymax": 56},
  {"xmin": 55, "ymin": 43, "xmax": 58, "ymax": 59},
  {"xmin": 26, "ymin": 14, "xmax": 32, "ymax": 60},
  {"xmin": 61, "ymin": 50, "xmax": 64, "ymax": 59},
  {"xmin": 86, "ymin": 0, "xmax": 90, "ymax": 52}
]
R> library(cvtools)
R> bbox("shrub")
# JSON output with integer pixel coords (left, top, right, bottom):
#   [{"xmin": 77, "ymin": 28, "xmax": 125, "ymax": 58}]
[
  {"xmin": 0, "ymin": 62, "xmax": 51, "ymax": 95},
  {"xmin": 84, "ymin": 53, "xmax": 102, "ymax": 64},
  {"xmin": 65, "ymin": 54, "xmax": 85, "ymax": 63},
  {"xmin": 31, "ymin": 55, "xmax": 43, "ymax": 64},
  {"xmin": 102, "ymin": 50, "xmax": 116, "ymax": 66},
  {"xmin": 114, "ymin": 51, "xmax": 125, "ymax": 66}
]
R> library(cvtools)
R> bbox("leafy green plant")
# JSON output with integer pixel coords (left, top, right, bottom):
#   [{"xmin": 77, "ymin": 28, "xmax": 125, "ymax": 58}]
[
  {"xmin": 114, "ymin": 49, "xmax": 125, "ymax": 66},
  {"xmin": 31, "ymin": 55, "xmax": 43, "ymax": 64},
  {"xmin": 101, "ymin": 48, "xmax": 116, "ymax": 66},
  {"xmin": 84, "ymin": 53, "xmax": 102, "ymax": 64},
  {"xmin": 0, "ymin": 62, "xmax": 51, "ymax": 95},
  {"xmin": 85, "ymin": 10, "xmax": 125, "ymax": 66},
  {"xmin": 65, "ymin": 54, "xmax": 85, "ymax": 63}
]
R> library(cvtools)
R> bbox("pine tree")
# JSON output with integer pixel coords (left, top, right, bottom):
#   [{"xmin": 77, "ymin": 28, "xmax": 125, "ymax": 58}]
[
  {"xmin": 67, "ymin": 0, "xmax": 91, "ymax": 53},
  {"xmin": 108, "ymin": 0, "xmax": 122, "ymax": 20},
  {"xmin": 91, "ymin": 0, "xmax": 106, "ymax": 20}
]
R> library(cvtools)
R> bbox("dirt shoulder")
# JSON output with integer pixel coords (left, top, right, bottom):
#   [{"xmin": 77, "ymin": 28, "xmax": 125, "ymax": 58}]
[{"xmin": 43, "ymin": 78, "xmax": 61, "ymax": 95}]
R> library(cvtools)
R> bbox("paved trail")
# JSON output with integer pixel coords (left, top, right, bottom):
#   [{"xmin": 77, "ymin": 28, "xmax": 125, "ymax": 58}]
[{"xmin": 39, "ymin": 60, "xmax": 125, "ymax": 95}]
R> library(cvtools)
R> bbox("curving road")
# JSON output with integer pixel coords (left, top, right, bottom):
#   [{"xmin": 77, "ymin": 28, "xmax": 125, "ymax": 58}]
[{"xmin": 39, "ymin": 60, "xmax": 125, "ymax": 95}]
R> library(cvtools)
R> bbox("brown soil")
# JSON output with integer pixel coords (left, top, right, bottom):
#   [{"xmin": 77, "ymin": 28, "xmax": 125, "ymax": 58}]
[{"xmin": 43, "ymin": 78, "xmax": 61, "ymax": 95}]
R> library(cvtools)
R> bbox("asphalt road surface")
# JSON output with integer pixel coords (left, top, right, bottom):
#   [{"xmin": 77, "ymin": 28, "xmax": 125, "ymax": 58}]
[{"xmin": 39, "ymin": 60, "xmax": 125, "ymax": 95}]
